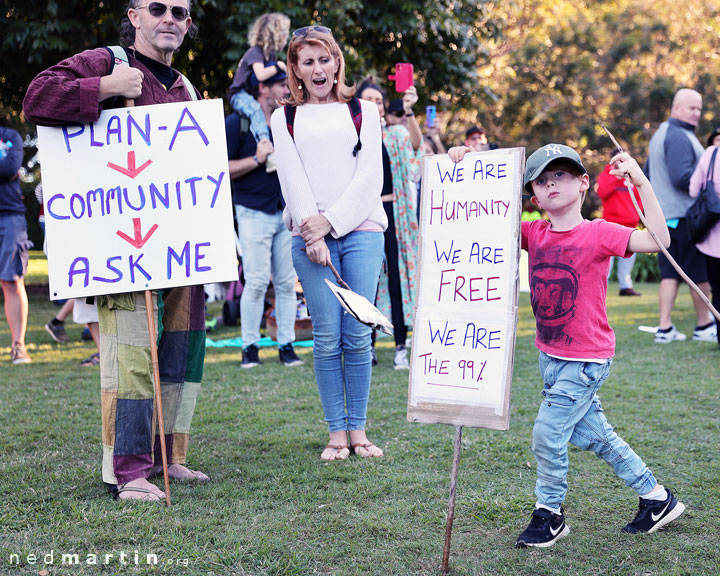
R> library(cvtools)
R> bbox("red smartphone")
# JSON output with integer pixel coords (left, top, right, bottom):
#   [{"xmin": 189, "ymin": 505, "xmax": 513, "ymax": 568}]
[{"xmin": 388, "ymin": 63, "xmax": 414, "ymax": 93}]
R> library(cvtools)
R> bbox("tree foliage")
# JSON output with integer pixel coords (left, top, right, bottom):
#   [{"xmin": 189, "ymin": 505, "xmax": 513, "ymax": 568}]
[
  {"xmin": 472, "ymin": 0, "xmax": 720, "ymax": 170},
  {"xmin": 1, "ymin": 1, "xmax": 494, "ymax": 126},
  {"xmin": 3, "ymin": 0, "xmax": 720, "ymax": 185}
]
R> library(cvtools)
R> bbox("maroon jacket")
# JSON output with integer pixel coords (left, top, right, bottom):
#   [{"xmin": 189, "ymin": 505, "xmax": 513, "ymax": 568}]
[{"xmin": 23, "ymin": 48, "xmax": 199, "ymax": 126}]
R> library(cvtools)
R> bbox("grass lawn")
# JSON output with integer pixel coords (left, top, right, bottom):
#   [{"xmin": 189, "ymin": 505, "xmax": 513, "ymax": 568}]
[{"xmin": 1, "ymin": 252, "xmax": 718, "ymax": 575}]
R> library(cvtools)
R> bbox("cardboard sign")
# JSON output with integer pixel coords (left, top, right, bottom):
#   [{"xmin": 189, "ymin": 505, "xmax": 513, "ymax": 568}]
[
  {"xmin": 37, "ymin": 99, "xmax": 237, "ymax": 300},
  {"xmin": 407, "ymin": 148, "xmax": 524, "ymax": 430}
]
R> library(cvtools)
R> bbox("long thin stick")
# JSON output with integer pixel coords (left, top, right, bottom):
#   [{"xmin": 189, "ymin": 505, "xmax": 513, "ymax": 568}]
[
  {"xmin": 124, "ymin": 96, "xmax": 171, "ymax": 505},
  {"xmin": 602, "ymin": 125, "xmax": 720, "ymax": 323},
  {"xmin": 441, "ymin": 425, "xmax": 463, "ymax": 576},
  {"xmin": 145, "ymin": 290, "xmax": 172, "ymax": 506}
]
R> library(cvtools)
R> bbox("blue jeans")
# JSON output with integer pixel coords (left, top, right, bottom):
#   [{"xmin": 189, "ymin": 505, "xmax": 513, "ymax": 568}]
[
  {"xmin": 292, "ymin": 232, "xmax": 384, "ymax": 432},
  {"xmin": 230, "ymin": 91, "xmax": 270, "ymax": 142},
  {"xmin": 236, "ymin": 206, "xmax": 297, "ymax": 347},
  {"xmin": 532, "ymin": 352, "xmax": 656, "ymax": 509}
]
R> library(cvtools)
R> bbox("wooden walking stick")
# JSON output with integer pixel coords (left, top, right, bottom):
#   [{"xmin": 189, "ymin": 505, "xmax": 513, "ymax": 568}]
[
  {"xmin": 125, "ymin": 97, "xmax": 171, "ymax": 506},
  {"xmin": 601, "ymin": 125, "xmax": 720, "ymax": 324}
]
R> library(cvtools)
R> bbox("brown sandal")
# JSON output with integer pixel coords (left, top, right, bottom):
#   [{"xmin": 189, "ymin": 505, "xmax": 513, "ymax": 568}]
[
  {"xmin": 81, "ymin": 352, "xmax": 100, "ymax": 367},
  {"xmin": 321, "ymin": 444, "xmax": 350, "ymax": 461},
  {"xmin": 351, "ymin": 442, "xmax": 384, "ymax": 458}
]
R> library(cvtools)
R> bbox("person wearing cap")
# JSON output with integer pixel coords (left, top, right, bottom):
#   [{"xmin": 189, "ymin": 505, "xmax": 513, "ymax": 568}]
[
  {"xmin": 647, "ymin": 88, "xmax": 715, "ymax": 343},
  {"xmin": 464, "ymin": 125, "xmax": 489, "ymax": 152},
  {"xmin": 225, "ymin": 65, "xmax": 304, "ymax": 370},
  {"xmin": 447, "ymin": 142, "xmax": 684, "ymax": 547}
]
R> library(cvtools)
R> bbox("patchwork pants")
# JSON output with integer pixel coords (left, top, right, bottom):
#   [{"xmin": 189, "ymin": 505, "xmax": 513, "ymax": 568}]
[{"xmin": 99, "ymin": 286, "xmax": 206, "ymax": 485}]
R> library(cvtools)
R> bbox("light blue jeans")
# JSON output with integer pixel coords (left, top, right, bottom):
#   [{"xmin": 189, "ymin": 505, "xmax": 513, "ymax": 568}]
[
  {"xmin": 236, "ymin": 206, "xmax": 296, "ymax": 347},
  {"xmin": 292, "ymin": 232, "xmax": 384, "ymax": 432},
  {"xmin": 230, "ymin": 91, "xmax": 270, "ymax": 142},
  {"xmin": 608, "ymin": 253, "xmax": 637, "ymax": 290},
  {"xmin": 532, "ymin": 352, "xmax": 656, "ymax": 509}
]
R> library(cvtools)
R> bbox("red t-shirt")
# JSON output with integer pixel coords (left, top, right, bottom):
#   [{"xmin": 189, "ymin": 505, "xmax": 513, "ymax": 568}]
[{"xmin": 521, "ymin": 219, "xmax": 634, "ymax": 359}]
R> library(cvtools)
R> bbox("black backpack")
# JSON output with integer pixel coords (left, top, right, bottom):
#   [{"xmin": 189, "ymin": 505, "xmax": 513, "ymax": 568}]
[{"xmin": 283, "ymin": 97, "xmax": 363, "ymax": 156}]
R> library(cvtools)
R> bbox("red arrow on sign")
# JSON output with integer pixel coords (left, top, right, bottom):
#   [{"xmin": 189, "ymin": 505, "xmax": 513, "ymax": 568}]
[
  {"xmin": 116, "ymin": 218, "xmax": 159, "ymax": 249},
  {"xmin": 107, "ymin": 151, "xmax": 153, "ymax": 178}
]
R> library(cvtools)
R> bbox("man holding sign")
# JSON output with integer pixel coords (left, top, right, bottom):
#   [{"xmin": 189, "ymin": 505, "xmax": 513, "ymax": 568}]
[{"xmin": 24, "ymin": 0, "xmax": 209, "ymax": 501}]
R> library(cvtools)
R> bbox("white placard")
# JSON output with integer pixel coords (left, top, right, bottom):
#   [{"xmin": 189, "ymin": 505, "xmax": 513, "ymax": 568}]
[
  {"xmin": 407, "ymin": 148, "xmax": 524, "ymax": 430},
  {"xmin": 37, "ymin": 98, "xmax": 237, "ymax": 300}
]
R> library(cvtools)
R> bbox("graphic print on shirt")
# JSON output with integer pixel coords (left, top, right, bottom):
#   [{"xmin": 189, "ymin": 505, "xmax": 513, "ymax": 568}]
[{"xmin": 530, "ymin": 254, "xmax": 579, "ymax": 346}]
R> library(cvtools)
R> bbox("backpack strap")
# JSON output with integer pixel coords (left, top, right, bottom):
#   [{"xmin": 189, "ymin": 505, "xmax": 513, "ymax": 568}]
[
  {"xmin": 106, "ymin": 45, "xmax": 129, "ymax": 73},
  {"xmin": 707, "ymin": 147, "xmax": 718, "ymax": 184},
  {"xmin": 284, "ymin": 100, "xmax": 362, "ymax": 156},
  {"xmin": 284, "ymin": 105, "xmax": 297, "ymax": 140},
  {"xmin": 180, "ymin": 74, "xmax": 198, "ymax": 101},
  {"xmin": 105, "ymin": 45, "xmax": 198, "ymax": 101},
  {"xmin": 348, "ymin": 97, "xmax": 362, "ymax": 157}
]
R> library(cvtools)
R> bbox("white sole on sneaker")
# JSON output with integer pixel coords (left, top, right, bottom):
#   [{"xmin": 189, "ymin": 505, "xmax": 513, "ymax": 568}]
[
  {"xmin": 519, "ymin": 524, "xmax": 570, "ymax": 548},
  {"xmin": 647, "ymin": 501, "xmax": 685, "ymax": 534}
]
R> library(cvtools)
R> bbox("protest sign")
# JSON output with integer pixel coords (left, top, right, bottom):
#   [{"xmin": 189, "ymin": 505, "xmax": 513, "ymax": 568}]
[
  {"xmin": 408, "ymin": 148, "xmax": 524, "ymax": 430},
  {"xmin": 37, "ymin": 99, "xmax": 237, "ymax": 300}
]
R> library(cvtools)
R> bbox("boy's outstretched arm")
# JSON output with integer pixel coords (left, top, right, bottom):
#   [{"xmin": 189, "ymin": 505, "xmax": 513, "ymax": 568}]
[{"xmin": 612, "ymin": 152, "xmax": 671, "ymax": 253}]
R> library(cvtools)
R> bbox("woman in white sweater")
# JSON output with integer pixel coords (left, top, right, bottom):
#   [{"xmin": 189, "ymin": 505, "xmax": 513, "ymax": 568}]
[{"xmin": 271, "ymin": 27, "xmax": 387, "ymax": 460}]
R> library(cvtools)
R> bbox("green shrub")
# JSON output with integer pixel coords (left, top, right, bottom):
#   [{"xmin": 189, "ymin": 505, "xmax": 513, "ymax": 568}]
[{"xmin": 633, "ymin": 252, "xmax": 661, "ymax": 282}]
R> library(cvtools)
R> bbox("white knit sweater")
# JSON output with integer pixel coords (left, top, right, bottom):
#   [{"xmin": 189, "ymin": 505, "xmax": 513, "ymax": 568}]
[{"xmin": 270, "ymin": 99, "xmax": 387, "ymax": 238}]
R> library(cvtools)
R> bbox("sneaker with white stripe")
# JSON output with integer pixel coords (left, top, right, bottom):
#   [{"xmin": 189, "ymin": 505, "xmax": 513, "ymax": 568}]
[
  {"xmin": 654, "ymin": 325, "xmax": 686, "ymax": 344},
  {"xmin": 622, "ymin": 489, "xmax": 685, "ymax": 534},
  {"xmin": 516, "ymin": 507, "xmax": 570, "ymax": 548}
]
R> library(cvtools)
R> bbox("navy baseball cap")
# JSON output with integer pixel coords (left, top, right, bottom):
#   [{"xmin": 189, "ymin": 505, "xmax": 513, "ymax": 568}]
[
  {"xmin": 249, "ymin": 62, "xmax": 287, "ymax": 87},
  {"xmin": 524, "ymin": 144, "xmax": 587, "ymax": 194}
]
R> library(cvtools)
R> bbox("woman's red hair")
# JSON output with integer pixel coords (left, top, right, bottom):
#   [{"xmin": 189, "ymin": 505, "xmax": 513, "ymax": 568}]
[{"xmin": 282, "ymin": 29, "xmax": 355, "ymax": 106}]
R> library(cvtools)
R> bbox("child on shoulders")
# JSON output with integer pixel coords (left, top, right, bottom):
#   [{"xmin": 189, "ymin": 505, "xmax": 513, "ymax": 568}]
[{"xmin": 227, "ymin": 12, "xmax": 290, "ymax": 169}]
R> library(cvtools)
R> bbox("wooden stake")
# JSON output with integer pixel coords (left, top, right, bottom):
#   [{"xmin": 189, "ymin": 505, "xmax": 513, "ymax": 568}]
[
  {"xmin": 441, "ymin": 425, "xmax": 463, "ymax": 576},
  {"xmin": 145, "ymin": 289, "xmax": 171, "ymax": 506}
]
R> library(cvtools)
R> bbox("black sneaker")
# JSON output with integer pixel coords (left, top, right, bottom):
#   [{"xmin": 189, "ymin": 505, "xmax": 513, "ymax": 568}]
[
  {"xmin": 45, "ymin": 319, "xmax": 69, "ymax": 344},
  {"xmin": 241, "ymin": 344, "xmax": 261, "ymax": 369},
  {"xmin": 278, "ymin": 343, "xmax": 304, "ymax": 367},
  {"xmin": 622, "ymin": 489, "xmax": 685, "ymax": 534},
  {"xmin": 516, "ymin": 507, "xmax": 570, "ymax": 548}
]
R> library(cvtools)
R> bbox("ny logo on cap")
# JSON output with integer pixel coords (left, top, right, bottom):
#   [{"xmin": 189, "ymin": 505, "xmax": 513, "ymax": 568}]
[{"xmin": 544, "ymin": 144, "xmax": 563, "ymax": 156}]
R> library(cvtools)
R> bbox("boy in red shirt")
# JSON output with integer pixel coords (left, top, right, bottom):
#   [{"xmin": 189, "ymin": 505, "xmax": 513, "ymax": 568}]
[{"xmin": 448, "ymin": 143, "xmax": 685, "ymax": 547}]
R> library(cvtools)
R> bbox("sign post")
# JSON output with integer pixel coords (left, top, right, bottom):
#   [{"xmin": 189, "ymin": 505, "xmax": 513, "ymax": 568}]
[
  {"xmin": 37, "ymin": 99, "xmax": 238, "ymax": 505},
  {"xmin": 408, "ymin": 148, "xmax": 524, "ymax": 570}
]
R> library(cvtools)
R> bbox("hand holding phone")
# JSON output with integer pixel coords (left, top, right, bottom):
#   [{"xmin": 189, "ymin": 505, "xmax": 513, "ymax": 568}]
[
  {"xmin": 388, "ymin": 63, "xmax": 414, "ymax": 93},
  {"xmin": 426, "ymin": 105, "xmax": 436, "ymax": 128}
]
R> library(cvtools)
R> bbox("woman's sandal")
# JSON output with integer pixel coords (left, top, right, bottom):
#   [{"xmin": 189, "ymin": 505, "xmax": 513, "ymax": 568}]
[
  {"xmin": 351, "ymin": 442, "xmax": 384, "ymax": 458},
  {"xmin": 321, "ymin": 444, "xmax": 350, "ymax": 461},
  {"xmin": 81, "ymin": 352, "xmax": 100, "ymax": 367}
]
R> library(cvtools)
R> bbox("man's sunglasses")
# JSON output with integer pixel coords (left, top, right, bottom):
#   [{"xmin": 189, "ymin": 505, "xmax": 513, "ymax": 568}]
[
  {"xmin": 135, "ymin": 2, "xmax": 190, "ymax": 21},
  {"xmin": 292, "ymin": 26, "xmax": 331, "ymax": 39}
]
